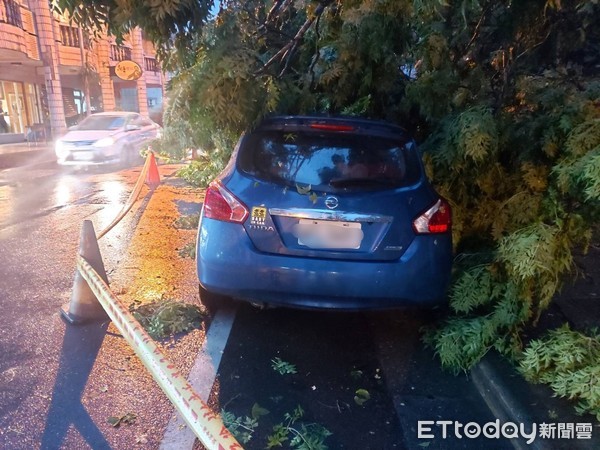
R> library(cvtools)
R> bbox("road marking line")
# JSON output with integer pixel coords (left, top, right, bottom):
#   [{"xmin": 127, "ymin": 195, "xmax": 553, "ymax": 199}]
[{"xmin": 160, "ymin": 306, "xmax": 238, "ymax": 450}]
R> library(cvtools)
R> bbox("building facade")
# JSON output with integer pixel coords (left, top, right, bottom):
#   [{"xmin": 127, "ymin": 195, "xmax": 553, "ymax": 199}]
[{"xmin": 0, "ymin": 0, "xmax": 166, "ymax": 144}]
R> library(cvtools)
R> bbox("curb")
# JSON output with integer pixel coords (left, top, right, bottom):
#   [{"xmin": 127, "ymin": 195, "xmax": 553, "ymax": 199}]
[
  {"xmin": 472, "ymin": 351, "xmax": 599, "ymax": 450},
  {"xmin": 472, "ymin": 354, "xmax": 547, "ymax": 450}
]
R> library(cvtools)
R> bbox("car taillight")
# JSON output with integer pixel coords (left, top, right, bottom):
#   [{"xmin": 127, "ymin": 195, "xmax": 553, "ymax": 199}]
[
  {"xmin": 204, "ymin": 181, "xmax": 249, "ymax": 223},
  {"xmin": 413, "ymin": 198, "xmax": 452, "ymax": 234}
]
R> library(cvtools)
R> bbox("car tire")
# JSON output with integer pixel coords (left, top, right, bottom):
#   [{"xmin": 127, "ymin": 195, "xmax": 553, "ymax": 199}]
[{"xmin": 199, "ymin": 285, "xmax": 234, "ymax": 316}]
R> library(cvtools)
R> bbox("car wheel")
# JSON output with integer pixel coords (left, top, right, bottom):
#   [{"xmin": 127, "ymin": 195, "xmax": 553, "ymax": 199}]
[{"xmin": 199, "ymin": 285, "xmax": 234, "ymax": 316}]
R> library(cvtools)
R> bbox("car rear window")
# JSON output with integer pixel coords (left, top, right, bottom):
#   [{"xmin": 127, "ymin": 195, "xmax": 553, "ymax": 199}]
[{"xmin": 238, "ymin": 130, "xmax": 421, "ymax": 192}]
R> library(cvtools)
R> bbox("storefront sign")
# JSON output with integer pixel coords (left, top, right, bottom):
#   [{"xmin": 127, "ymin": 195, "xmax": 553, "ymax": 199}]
[{"xmin": 115, "ymin": 60, "xmax": 142, "ymax": 81}]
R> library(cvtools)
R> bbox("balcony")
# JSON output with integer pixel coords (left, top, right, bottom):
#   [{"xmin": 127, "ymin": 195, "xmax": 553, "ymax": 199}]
[
  {"xmin": 57, "ymin": 24, "xmax": 83, "ymax": 68},
  {"xmin": 110, "ymin": 44, "xmax": 132, "ymax": 62},
  {"xmin": 0, "ymin": 0, "xmax": 39, "ymax": 62}
]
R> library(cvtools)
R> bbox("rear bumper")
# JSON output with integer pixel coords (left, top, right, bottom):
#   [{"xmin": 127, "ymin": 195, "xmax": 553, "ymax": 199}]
[{"xmin": 197, "ymin": 219, "xmax": 452, "ymax": 310}]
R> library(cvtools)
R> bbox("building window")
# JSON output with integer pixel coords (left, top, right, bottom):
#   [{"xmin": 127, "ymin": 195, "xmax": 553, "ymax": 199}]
[
  {"xmin": 110, "ymin": 45, "xmax": 132, "ymax": 61},
  {"xmin": 60, "ymin": 25, "xmax": 80, "ymax": 48},
  {"xmin": 1, "ymin": 0, "xmax": 23, "ymax": 28},
  {"xmin": 144, "ymin": 57, "xmax": 159, "ymax": 72}
]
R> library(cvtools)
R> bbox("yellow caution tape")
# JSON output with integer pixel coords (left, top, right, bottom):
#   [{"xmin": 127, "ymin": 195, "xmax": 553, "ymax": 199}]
[
  {"xmin": 76, "ymin": 255, "xmax": 243, "ymax": 450},
  {"xmin": 97, "ymin": 152, "xmax": 153, "ymax": 240}
]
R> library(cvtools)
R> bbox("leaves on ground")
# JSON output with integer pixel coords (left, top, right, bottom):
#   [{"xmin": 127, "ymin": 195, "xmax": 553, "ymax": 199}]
[
  {"xmin": 251, "ymin": 402, "xmax": 270, "ymax": 419},
  {"xmin": 178, "ymin": 242, "xmax": 196, "ymax": 259},
  {"xmin": 221, "ymin": 409, "xmax": 260, "ymax": 444},
  {"xmin": 271, "ymin": 357, "xmax": 298, "ymax": 375},
  {"xmin": 350, "ymin": 369, "xmax": 363, "ymax": 380},
  {"xmin": 130, "ymin": 299, "xmax": 205, "ymax": 339},
  {"xmin": 267, "ymin": 405, "xmax": 332, "ymax": 450},
  {"xmin": 353, "ymin": 389, "xmax": 371, "ymax": 406},
  {"xmin": 173, "ymin": 213, "xmax": 199, "ymax": 229},
  {"xmin": 107, "ymin": 412, "xmax": 137, "ymax": 427}
]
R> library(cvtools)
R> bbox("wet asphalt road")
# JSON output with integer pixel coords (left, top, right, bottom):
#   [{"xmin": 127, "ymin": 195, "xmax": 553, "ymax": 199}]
[
  {"xmin": 0, "ymin": 157, "xmax": 506, "ymax": 450},
  {"xmin": 0, "ymin": 160, "xmax": 160, "ymax": 449},
  {"xmin": 211, "ymin": 305, "xmax": 507, "ymax": 450}
]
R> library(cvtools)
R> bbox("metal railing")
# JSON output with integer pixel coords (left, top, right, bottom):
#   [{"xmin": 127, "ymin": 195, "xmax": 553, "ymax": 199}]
[{"xmin": 110, "ymin": 44, "xmax": 132, "ymax": 61}]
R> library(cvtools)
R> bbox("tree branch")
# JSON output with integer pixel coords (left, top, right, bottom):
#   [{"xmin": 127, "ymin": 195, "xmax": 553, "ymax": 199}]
[
  {"xmin": 256, "ymin": 0, "xmax": 332, "ymax": 77},
  {"xmin": 464, "ymin": 1, "xmax": 493, "ymax": 54}
]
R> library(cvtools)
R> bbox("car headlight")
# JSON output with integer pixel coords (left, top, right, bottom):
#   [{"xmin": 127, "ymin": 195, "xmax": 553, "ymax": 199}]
[
  {"xmin": 55, "ymin": 140, "xmax": 68, "ymax": 157},
  {"xmin": 95, "ymin": 137, "xmax": 115, "ymax": 147}
]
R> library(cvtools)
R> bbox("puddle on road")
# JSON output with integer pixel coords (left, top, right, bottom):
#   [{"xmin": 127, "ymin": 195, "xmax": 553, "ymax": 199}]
[{"xmin": 0, "ymin": 166, "xmax": 140, "ymax": 236}]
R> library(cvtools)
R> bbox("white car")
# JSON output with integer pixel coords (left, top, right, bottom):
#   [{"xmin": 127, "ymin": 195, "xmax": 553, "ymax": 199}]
[{"xmin": 55, "ymin": 112, "xmax": 161, "ymax": 167}]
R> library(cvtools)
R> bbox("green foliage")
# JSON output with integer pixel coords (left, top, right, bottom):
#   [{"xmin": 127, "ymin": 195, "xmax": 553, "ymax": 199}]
[
  {"xmin": 221, "ymin": 408, "xmax": 260, "ymax": 444},
  {"xmin": 267, "ymin": 405, "xmax": 332, "ymax": 450},
  {"xmin": 158, "ymin": 0, "xmax": 417, "ymax": 181},
  {"xmin": 164, "ymin": 0, "xmax": 600, "ymax": 373},
  {"xmin": 353, "ymin": 389, "xmax": 370, "ymax": 406},
  {"xmin": 221, "ymin": 402, "xmax": 332, "ymax": 449},
  {"xmin": 412, "ymin": 0, "xmax": 600, "ymax": 371},
  {"xmin": 176, "ymin": 157, "xmax": 228, "ymax": 188},
  {"xmin": 519, "ymin": 325, "xmax": 600, "ymax": 420},
  {"xmin": 447, "ymin": 266, "xmax": 495, "ymax": 314},
  {"xmin": 130, "ymin": 300, "xmax": 205, "ymax": 338},
  {"xmin": 554, "ymin": 118, "xmax": 600, "ymax": 202},
  {"xmin": 271, "ymin": 357, "xmax": 298, "ymax": 375},
  {"xmin": 68, "ymin": 0, "xmax": 600, "ymax": 374},
  {"xmin": 177, "ymin": 242, "xmax": 196, "ymax": 260},
  {"xmin": 173, "ymin": 213, "xmax": 200, "ymax": 230}
]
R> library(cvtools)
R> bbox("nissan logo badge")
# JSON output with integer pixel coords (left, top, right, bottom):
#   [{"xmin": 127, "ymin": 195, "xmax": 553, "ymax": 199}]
[{"xmin": 325, "ymin": 196, "xmax": 339, "ymax": 209}]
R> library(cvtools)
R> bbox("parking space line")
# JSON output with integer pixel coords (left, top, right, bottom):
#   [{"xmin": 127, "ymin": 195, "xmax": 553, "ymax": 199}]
[{"xmin": 159, "ymin": 306, "xmax": 238, "ymax": 450}]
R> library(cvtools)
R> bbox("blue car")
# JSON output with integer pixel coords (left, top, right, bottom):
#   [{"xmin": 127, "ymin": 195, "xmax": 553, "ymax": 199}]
[{"xmin": 196, "ymin": 116, "xmax": 452, "ymax": 312}]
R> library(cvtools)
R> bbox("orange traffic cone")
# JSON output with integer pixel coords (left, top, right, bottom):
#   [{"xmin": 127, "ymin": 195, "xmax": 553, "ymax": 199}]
[
  {"xmin": 60, "ymin": 220, "xmax": 109, "ymax": 324},
  {"xmin": 146, "ymin": 152, "xmax": 160, "ymax": 190}
]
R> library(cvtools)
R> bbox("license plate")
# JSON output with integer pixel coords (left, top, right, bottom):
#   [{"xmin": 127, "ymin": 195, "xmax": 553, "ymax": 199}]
[
  {"xmin": 294, "ymin": 219, "xmax": 364, "ymax": 249},
  {"xmin": 72, "ymin": 151, "xmax": 95, "ymax": 161}
]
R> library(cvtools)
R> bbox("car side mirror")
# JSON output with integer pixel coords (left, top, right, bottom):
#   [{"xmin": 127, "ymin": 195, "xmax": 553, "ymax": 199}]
[{"xmin": 125, "ymin": 124, "xmax": 141, "ymax": 131}]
